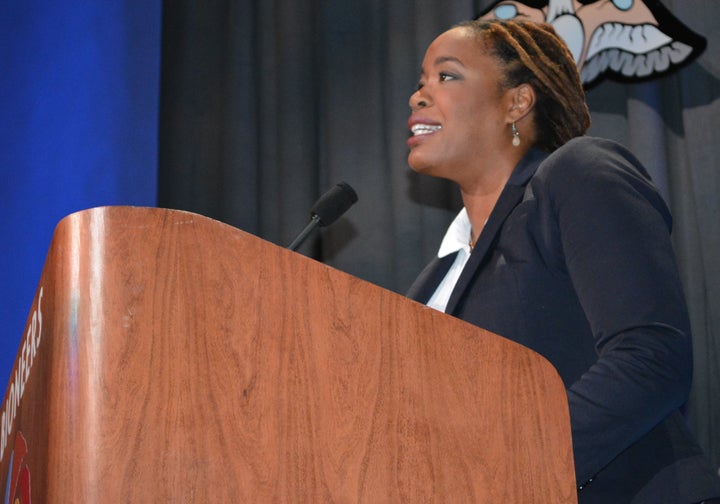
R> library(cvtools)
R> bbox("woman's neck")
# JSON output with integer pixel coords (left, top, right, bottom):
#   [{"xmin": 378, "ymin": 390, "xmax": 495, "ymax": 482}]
[{"xmin": 458, "ymin": 147, "xmax": 528, "ymax": 241}]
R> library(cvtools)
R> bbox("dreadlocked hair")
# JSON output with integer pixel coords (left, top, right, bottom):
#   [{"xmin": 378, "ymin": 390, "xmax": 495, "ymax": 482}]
[{"xmin": 457, "ymin": 19, "xmax": 591, "ymax": 152}]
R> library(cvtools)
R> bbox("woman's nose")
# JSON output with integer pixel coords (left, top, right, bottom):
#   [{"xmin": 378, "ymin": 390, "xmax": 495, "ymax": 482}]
[{"xmin": 409, "ymin": 89, "xmax": 429, "ymax": 110}]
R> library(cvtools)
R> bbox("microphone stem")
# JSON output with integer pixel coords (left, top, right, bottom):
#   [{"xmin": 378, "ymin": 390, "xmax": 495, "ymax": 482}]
[{"xmin": 287, "ymin": 215, "xmax": 321, "ymax": 251}]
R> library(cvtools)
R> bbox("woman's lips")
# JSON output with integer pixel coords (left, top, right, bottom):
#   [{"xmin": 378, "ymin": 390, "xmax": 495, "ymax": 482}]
[{"xmin": 407, "ymin": 119, "xmax": 442, "ymax": 148}]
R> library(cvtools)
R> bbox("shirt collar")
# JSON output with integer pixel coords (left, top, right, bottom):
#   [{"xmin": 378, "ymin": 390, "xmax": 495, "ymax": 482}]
[{"xmin": 437, "ymin": 207, "xmax": 472, "ymax": 258}]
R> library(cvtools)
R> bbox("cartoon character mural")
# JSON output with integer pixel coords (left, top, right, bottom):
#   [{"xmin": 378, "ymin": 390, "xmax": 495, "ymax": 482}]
[{"xmin": 477, "ymin": 0, "xmax": 707, "ymax": 87}]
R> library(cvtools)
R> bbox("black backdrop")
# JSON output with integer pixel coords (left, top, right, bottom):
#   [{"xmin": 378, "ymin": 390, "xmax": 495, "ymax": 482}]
[{"xmin": 158, "ymin": 0, "xmax": 720, "ymax": 470}]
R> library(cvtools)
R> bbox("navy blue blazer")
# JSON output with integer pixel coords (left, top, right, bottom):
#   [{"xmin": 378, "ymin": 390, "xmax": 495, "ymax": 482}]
[{"xmin": 407, "ymin": 137, "xmax": 720, "ymax": 503}]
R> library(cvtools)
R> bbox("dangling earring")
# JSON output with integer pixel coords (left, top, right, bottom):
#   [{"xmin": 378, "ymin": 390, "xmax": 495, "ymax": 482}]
[{"xmin": 511, "ymin": 122, "xmax": 520, "ymax": 147}]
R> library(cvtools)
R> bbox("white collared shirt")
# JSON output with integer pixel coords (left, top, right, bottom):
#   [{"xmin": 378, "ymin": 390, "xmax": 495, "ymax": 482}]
[{"xmin": 426, "ymin": 208, "xmax": 473, "ymax": 313}]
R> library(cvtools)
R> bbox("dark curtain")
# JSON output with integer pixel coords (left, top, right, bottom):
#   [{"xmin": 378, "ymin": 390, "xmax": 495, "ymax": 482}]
[{"xmin": 158, "ymin": 0, "xmax": 720, "ymax": 469}]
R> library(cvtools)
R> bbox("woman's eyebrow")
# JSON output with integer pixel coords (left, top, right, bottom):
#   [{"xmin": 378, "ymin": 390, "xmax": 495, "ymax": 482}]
[
  {"xmin": 434, "ymin": 55, "xmax": 465, "ymax": 67},
  {"xmin": 418, "ymin": 55, "xmax": 466, "ymax": 76}
]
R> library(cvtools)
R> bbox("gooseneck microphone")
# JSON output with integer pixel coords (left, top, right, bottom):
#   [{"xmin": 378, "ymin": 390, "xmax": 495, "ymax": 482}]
[{"xmin": 287, "ymin": 182, "xmax": 359, "ymax": 251}]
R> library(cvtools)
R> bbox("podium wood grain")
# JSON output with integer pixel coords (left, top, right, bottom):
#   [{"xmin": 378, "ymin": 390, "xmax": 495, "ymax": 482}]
[{"xmin": 1, "ymin": 206, "xmax": 576, "ymax": 502}]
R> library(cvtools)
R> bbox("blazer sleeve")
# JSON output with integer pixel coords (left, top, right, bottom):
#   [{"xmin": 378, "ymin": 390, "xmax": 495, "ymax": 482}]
[{"xmin": 535, "ymin": 138, "xmax": 694, "ymax": 485}]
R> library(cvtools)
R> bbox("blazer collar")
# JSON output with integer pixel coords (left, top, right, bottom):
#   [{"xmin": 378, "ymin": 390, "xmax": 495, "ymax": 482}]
[
  {"xmin": 406, "ymin": 252, "xmax": 459, "ymax": 303},
  {"xmin": 443, "ymin": 148, "xmax": 548, "ymax": 314}
]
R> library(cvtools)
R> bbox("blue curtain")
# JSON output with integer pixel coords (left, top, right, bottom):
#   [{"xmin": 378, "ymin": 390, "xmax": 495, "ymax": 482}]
[{"xmin": 0, "ymin": 1, "xmax": 161, "ymax": 385}]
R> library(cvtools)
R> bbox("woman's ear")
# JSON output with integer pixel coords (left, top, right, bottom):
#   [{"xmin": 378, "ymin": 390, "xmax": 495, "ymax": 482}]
[{"xmin": 508, "ymin": 84, "xmax": 536, "ymax": 122}]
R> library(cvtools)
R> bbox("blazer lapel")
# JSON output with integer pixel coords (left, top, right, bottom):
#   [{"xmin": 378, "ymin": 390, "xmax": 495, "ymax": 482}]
[
  {"xmin": 406, "ymin": 252, "xmax": 459, "ymax": 304},
  {"xmin": 444, "ymin": 148, "xmax": 548, "ymax": 315}
]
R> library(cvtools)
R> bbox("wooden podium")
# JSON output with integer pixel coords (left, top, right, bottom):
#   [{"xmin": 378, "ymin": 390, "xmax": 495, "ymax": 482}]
[{"xmin": 0, "ymin": 207, "xmax": 576, "ymax": 502}]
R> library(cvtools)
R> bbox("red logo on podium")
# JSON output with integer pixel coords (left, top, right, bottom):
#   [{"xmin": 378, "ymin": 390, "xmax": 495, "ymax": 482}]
[{"xmin": 3, "ymin": 431, "xmax": 31, "ymax": 504}]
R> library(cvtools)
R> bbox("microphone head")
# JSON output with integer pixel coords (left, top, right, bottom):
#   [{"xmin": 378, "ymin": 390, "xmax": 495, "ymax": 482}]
[{"xmin": 310, "ymin": 182, "xmax": 358, "ymax": 227}]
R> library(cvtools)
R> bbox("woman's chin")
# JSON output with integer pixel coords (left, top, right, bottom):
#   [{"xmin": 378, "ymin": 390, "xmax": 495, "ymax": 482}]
[
  {"xmin": 408, "ymin": 162, "xmax": 430, "ymax": 176},
  {"xmin": 407, "ymin": 152, "xmax": 434, "ymax": 175},
  {"xmin": 408, "ymin": 157, "xmax": 443, "ymax": 178}
]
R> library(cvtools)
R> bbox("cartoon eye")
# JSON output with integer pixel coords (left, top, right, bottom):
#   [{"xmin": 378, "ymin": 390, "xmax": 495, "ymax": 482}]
[
  {"xmin": 612, "ymin": 0, "xmax": 633, "ymax": 11},
  {"xmin": 493, "ymin": 4, "xmax": 519, "ymax": 20}
]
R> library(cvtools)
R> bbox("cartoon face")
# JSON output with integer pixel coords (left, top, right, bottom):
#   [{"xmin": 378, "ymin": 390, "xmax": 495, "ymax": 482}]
[{"xmin": 477, "ymin": 0, "xmax": 706, "ymax": 87}]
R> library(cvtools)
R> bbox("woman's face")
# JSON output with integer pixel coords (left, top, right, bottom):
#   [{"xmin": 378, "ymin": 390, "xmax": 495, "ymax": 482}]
[{"xmin": 407, "ymin": 27, "xmax": 513, "ymax": 182}]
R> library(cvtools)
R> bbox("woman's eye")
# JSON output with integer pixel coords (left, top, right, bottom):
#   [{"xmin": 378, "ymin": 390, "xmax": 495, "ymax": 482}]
[{"xmin": 439, "ymin": 72, "xmax": 456, "ymax": 82}]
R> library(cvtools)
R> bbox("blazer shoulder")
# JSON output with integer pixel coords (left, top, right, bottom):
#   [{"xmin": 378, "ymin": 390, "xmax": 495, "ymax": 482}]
[
  {"xmin": 534, "ymin": 137, "xmax": 655, "ymax": 195},
  {"xmin": 532, "ymin": 135, "xmax": 672, "ymax": 230},
  {"xmin": 541, "ymin": 136, "xmax": 647, "ymax": 179}
]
